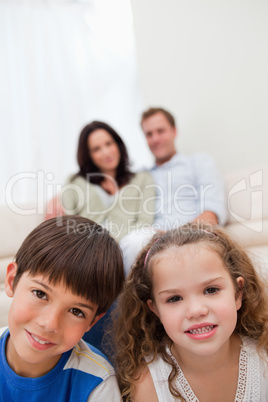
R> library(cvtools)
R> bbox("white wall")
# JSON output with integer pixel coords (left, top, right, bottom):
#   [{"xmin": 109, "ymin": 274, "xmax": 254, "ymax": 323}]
[
  {"xmin": 131, "ymin": 0, "xmax": 268, "ymax": 174},
  {"xmin": 0, "ymin": 0, "xmax": 150, "ymax": 206}
]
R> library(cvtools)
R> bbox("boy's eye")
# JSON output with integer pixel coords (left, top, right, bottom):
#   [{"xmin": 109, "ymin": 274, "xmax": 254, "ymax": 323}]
[
  {"xmin": 33, "ymin": 290, "xmax": 47, "ymax": 300},
  {"xmin": 205, "ymin": 287, "xmax": 219, "ymax": 295},
  {"xmin": 167, "ymin": 295, "xmax": 182, "ymax": 303},
  {"xmin": 70, "ymin": 308, "xmax": 85, "ymax": 318}
]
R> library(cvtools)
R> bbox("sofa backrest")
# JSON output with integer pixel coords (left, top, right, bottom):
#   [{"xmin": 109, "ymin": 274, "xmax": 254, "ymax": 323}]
[
  {"xmin": 0, "ymin": 204, "xmax": 44, "ymax": 282},
  {"xmin": 224, "ymin": 164, "xmax": 268, "ymax": 225}
]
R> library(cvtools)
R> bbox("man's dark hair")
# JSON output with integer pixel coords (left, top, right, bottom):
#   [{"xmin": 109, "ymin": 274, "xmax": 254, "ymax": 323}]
[{"xmin": 141, "ymin": 107, "xmax": 176, "ymax": 127}]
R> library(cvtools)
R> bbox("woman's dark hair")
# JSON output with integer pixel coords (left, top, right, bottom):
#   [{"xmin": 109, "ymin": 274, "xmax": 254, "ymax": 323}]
[{"xmin": 76, "ymin": 121, "xmax": 134, "ymax": 187}]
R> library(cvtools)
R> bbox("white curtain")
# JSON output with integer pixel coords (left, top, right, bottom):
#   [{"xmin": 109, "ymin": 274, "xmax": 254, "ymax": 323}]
[{"xmin": 0, "ymin": 0, "xmax": 152, "ymax": 208}]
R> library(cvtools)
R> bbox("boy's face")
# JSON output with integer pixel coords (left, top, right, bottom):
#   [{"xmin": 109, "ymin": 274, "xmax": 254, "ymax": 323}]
[{"xmin": 5, "ymin": 263, "xmax": 103, "ymax": 378}]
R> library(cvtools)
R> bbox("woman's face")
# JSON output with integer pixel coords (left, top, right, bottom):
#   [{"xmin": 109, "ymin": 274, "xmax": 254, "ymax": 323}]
[{"xmin": 87, "ymin": 129, "xmax": 121, "ymax": 175}]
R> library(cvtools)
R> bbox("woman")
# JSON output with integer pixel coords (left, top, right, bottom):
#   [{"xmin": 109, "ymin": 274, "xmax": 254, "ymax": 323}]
[
  {"xmin": 46, "ymin": 121, "xmax": 155, "ymax": 352},
  {"xmin": 47, "ymin": 121, "xmax": 155, "ymax": 244}
]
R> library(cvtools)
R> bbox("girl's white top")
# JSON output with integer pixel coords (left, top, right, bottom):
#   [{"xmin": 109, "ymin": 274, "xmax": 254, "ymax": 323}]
[{"xmin": 145, "ymin": 337, "xmax": 268, "ymax": 401}]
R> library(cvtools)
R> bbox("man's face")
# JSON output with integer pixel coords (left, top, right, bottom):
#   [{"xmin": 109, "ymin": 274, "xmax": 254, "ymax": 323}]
[{"xmin": 142, "ymin": 112, "xmax": 177, "ymax": 165}]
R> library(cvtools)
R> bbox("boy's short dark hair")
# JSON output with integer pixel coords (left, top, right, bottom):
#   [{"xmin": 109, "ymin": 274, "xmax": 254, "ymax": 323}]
[
  {"xmin": 13, "ymin": 216, "xmax": 124, "ymax": 315},
  {"xmin": 141, "ymin": 107, "xmax": 176, "ymax": 127}
]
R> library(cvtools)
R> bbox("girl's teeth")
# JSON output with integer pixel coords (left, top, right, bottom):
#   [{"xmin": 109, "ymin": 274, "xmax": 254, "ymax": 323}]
[
  {"xmin": 189, "ymin": 325, "xmax": 214, "ymax": 334},
  {"xmin": 31, "ymin": 334, "xmax": 50, "ymax": 345}
]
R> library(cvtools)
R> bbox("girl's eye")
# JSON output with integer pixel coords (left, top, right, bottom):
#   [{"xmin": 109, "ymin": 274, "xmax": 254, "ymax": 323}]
[
  {"xmin": 205, "ymin": 287, "xmax": 219, "ymax": 295},
  {"xmin": 167, "ymin": 295, "xmax": 182, "ymax": 303},
  {"xmin": 70, "ymin": 308, "xmax": 85, "ymax": 318},
  {"xmin": 33, "ymin": 290, "xmax": 47, "ymax": 300}
]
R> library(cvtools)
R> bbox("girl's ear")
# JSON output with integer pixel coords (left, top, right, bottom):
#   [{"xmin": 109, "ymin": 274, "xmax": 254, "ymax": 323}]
[
  {"xmin": 235, "ymin": 276, "xmax": 244, "ymax": 311},
  {"xmin": 5, "ymin": 262, "xmax": 18, "ymax": 297},
  {"xmin": 147, "ymin": 299, "xmax": 159, "ymax": 317}
]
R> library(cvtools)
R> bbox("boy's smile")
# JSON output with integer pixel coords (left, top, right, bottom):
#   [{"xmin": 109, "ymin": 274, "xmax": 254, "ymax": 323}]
[
  {"xmin": 25, "ymin": 329, "xmax": 56, "ymax": 350},
  {"xmin": 5, "ymin": 264, "xmax": 102, "ymax": 378}
]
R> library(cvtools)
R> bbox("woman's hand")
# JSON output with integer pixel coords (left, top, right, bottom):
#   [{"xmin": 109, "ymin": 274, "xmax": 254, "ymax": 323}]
[
  {"xmin": 45, "ymin": 194, "xmax": 65, "ymax": 220},
  {"xmin": 101, "ymin": 177, "xmax": 118, "ymax": 195}
]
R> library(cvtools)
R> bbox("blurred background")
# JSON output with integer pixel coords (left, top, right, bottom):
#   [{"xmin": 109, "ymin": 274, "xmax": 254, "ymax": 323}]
[{"xmin": 1, "ymin": 0, "xmax": 268, "ymax": 206}]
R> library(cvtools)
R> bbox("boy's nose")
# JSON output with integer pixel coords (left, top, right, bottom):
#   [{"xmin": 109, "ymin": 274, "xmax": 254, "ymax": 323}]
[{"xmin": 37, "ymin": 307, "xmax": 61, "ymax": 332}]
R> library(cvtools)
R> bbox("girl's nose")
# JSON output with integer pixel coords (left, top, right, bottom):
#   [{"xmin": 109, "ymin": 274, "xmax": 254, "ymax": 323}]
[{"xmin": 185, "ymin": 299, "xmax": 209, "ymax": 320}]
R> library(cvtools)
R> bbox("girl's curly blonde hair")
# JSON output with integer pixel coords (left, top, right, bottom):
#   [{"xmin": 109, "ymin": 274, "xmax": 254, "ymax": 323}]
[{"xmin": 114, "ymin": 223, "xmax": 268, "ymax": 400}]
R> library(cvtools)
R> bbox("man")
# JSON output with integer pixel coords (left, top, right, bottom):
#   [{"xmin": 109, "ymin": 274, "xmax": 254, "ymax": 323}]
[
  {"xmin": 141, "ymin": 107, "xmax": 226, "ymax": 229},
  {"xmin": 120, "ymin": 107, "xmax": 226, "ymax": 273}
]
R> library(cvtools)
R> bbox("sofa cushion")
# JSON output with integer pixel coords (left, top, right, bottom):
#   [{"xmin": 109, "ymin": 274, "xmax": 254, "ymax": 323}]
[
  {"xmin": 225, "ymin": 219, "xmax": 268, "ymax": 248},
  {"xmin": 0, "ymin": 204, "xmax": 44, "ymax": 259}
]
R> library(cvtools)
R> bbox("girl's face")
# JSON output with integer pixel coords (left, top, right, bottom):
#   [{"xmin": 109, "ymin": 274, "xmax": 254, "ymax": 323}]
[
  {"xmin": 148, "ymin": 244, "xmax": 243, "ymax": 361},
  {"xmin": 87, "ymin": 129, "xmax": 121, "ymax": 175}
]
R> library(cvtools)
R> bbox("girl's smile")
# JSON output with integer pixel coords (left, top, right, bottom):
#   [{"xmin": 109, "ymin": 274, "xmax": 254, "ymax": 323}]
[
  {"xmin": 147, "ymin": 243, "xmax": 243, "ymax": 363},
  {"xmin": 185, "ymin": 323, "xmax": 218, "ymax": 340}
]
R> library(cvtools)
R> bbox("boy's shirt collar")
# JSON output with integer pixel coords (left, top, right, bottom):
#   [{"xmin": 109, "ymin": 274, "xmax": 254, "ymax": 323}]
[{"xmin": 0, "ymin": 328, "xmax": 71, "ymax": 388}]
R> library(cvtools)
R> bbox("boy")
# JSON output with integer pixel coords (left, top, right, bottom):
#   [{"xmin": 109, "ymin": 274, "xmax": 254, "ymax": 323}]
[{"xmin": 0, "ymin": 215, "xmax": 124, "ymax": 401}]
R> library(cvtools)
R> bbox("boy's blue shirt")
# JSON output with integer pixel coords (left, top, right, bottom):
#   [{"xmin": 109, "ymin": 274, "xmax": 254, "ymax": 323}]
[{"xmin": 0, "ymin": 327, "xmax": 121, "ymax": 401}]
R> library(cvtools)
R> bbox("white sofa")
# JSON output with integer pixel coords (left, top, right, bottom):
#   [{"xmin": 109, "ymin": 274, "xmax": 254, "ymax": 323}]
[
  {"xmin": 223, "ymin": 165, "xmax": 268, "ymax": 281},
  {"xmin": 0, "ymin": 205, "xmax": 44, "ymax": 327},
  {"xmin": 1, "ymin": 165, "xmax": 268, "ymax": 327}
]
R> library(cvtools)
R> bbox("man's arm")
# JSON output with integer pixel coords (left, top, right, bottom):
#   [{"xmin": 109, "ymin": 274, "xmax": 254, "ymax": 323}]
[
  {"xmin": 193, "ymin": 210, "xmax": 218, "ymax": 225},
  {"xmin": 192, "ymin": 153, "xmax": 227, "ymax": 226},
  {"xmin": 45, "ymin": 194, "xmax": 65, "ymax": 220}
]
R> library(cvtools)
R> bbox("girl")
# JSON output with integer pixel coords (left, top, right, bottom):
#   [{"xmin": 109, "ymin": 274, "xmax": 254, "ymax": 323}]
[{"xmin": 115, "ymin": 223, "xmax": 268, "ymax": 401}]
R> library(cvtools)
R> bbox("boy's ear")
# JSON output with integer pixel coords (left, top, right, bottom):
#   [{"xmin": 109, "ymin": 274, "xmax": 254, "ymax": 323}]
[
  {"xmin": 5, "ymin": 262, "xmax": 18, "ymax": 297},
  {"xmin": 86, "ymin": 312, "xmax": 106, "ymax": 332}
]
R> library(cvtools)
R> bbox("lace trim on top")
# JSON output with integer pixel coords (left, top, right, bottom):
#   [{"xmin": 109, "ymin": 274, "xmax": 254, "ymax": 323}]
[
  {"xmin": 166, "ymin": 338, "xmax": 260, "ymax": 402},
  {"xmin": 168, "ymin": 351, "xmax": 199, "ymax": 402},
  {"xmin": 234, "ymin": 347, "xmax": 248, "ymax": 401}
]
